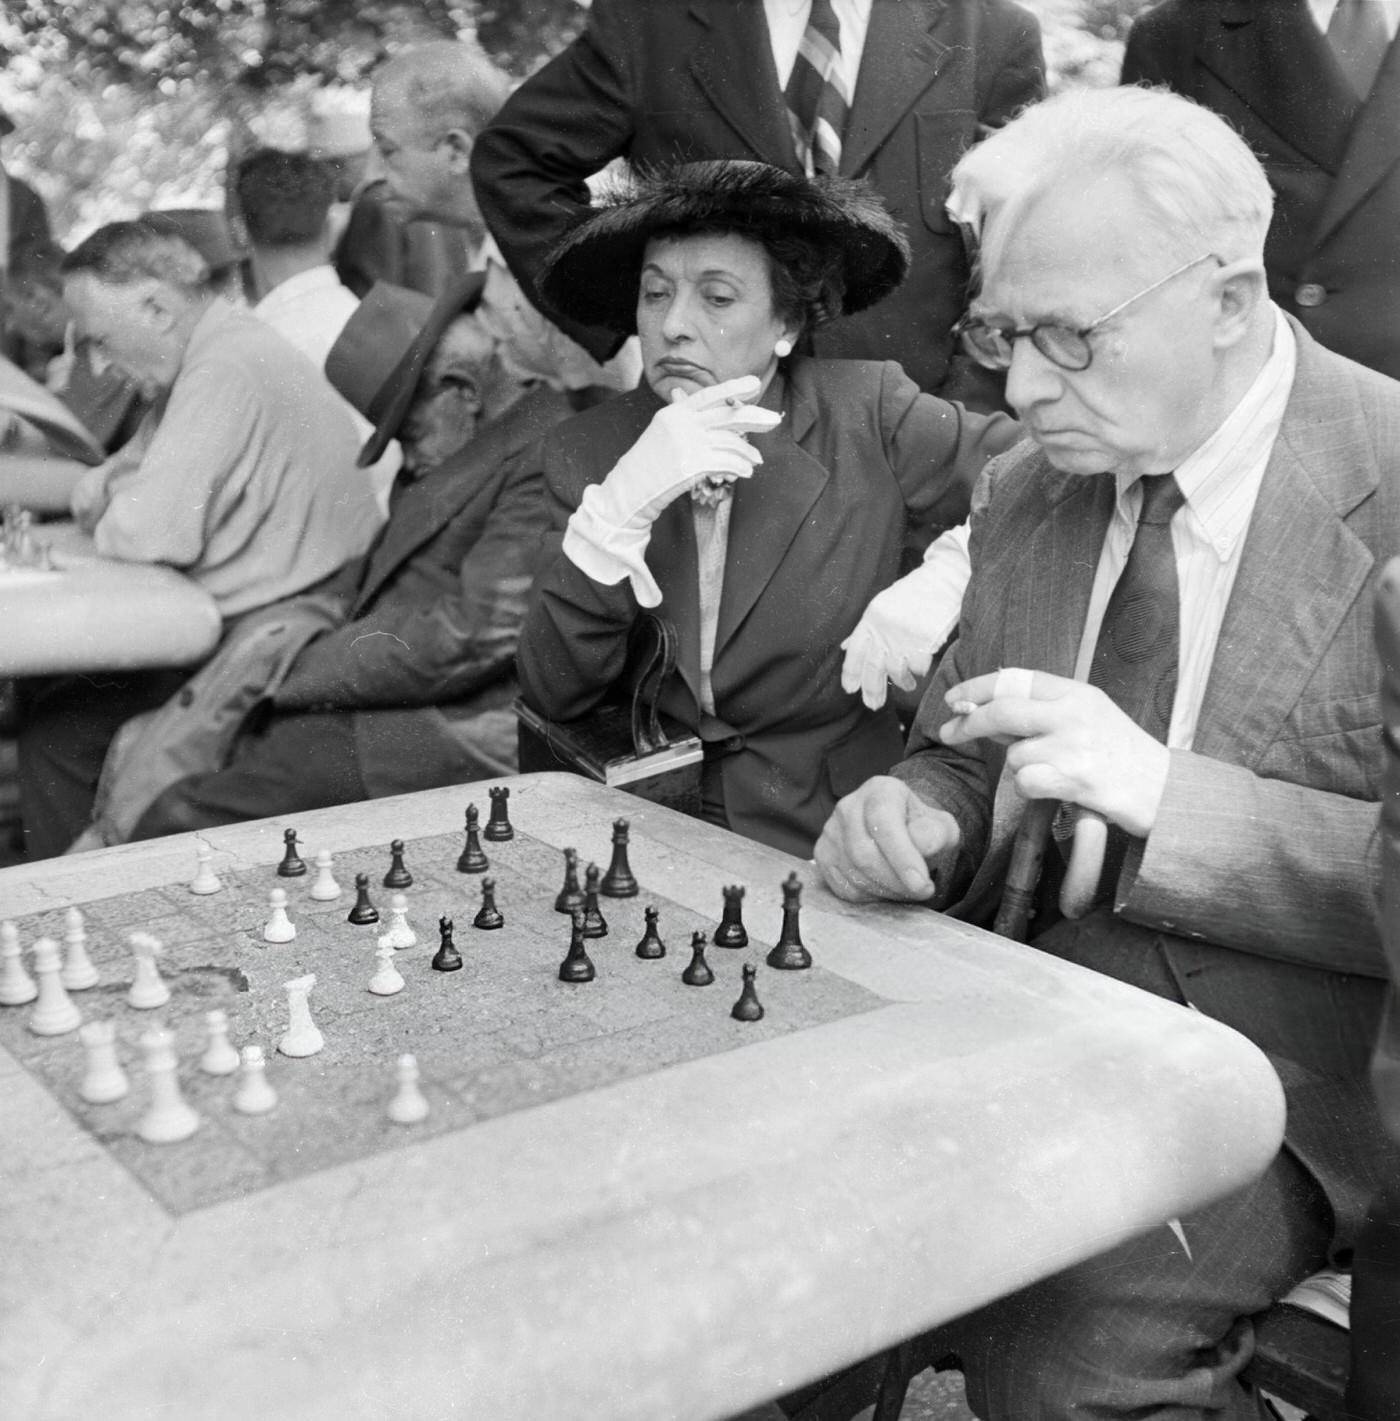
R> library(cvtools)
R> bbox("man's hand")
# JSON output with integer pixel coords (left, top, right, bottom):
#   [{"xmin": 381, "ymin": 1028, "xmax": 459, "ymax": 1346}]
[
  {"xmin": 938, "ymin": 668, "xmax": 1169, "ymax": 837},
  {"xmin": 815, "ymin": 776, "xmax": 960, "ymax": 903}
]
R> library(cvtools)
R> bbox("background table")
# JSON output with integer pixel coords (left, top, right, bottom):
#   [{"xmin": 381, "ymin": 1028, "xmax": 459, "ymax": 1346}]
[
  {"xmin": 0, "ymin": 524, "xmax": 220, "ymax": 676},
  {"xmin": 0, "ymin": 773, "xmax": 1285, "ymax": 1421}
]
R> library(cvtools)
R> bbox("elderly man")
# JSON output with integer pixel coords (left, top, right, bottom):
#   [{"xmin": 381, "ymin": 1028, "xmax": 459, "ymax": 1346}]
[
  {"xmin": 367, "ymin": 40, "xmax": 639, "ymax": 398},
  {"xmin": 75, "ymin": 273, "xmax": 575, "ymax": 844},
  {"xmin": 817, "ymin": 86, "xmax": 1400, "ymax": 1418},
  {"xmin": 17, "ymin": 218, "xmax": 379, "ymax": 860}
]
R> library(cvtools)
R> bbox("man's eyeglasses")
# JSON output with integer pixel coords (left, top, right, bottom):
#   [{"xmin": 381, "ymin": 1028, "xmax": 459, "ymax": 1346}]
[{"xmin": 953, "ymin": 253, "xmax": 1220, "ymax": 373}]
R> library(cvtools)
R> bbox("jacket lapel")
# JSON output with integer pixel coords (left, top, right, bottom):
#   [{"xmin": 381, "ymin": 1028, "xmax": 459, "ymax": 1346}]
[
  {"xmin": 352, "ymin": 387, "xmax": 565, "ymax": 615},
  {"xmin": 1312, "ymin": 34, "xmax": 1400, "ymax": 250},
  {"xmin": 687, "ymin": 0, "xmax": 797, "ymax": 164},
  {"xmin": 1199, "ymin": 0, "xmax": 1357, "ymax": 174},
  {"xmin": 951, "ymin": 458, "xmax": 1116, "ymax": 921},
  {"xmin": 713, "ymin": 371, "xmax": 827, "ymax": 654},
  {"xmin": 648, "ymin": 500, "xmax": 705, "ymax": 707},
  {"xmin": 842, "ymin": 0, "xmax": 951, "ymax": 178},
  {"xmin": 999, "ymin": 464, "xmax": 1114, "ymax": 679},
  {"xmin": 1193, "ymin": 324, "xmax": 1377, "ymax": 766}
]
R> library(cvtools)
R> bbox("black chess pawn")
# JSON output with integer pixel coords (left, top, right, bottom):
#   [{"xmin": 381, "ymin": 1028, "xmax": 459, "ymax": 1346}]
[
  {"xmin": 766, "ymin": 872, "xmax": 813, "ymax": 970},
  {"xmin": 473, "ymin": 877, "xmax": 504, "ymax": 930},
  {"xmin": 682, "ymin": 932, "xmax": 714, "ymax": 986},
  {"xmin": 383, "ymin": 838, "xmax": 413, "ymax": 889},
  {"xmin": 599, "ymin": 818, "xmax": 639, "ymax": 898},
  {"xmin": 456, "ymin": 805, "xmax": 489, "ymax": 874},
  {"xmin": 484, "ymin": 785, "xmax": 514, "ymax": 842},
  {"xmin": 730, "ymin": 962, "xmax": 765, "ymax": 1022},
  {"xmin": 713, "ymin": 884, "xmax": 748, "ymax": 948},
  {"xmin": 347, "ymin": 872, "xmax": 380, "ymax": 925},
  {"xmin": 558, "ymin": 909, "xmax": 596, "ymax": 982},
  {"xmin": 554, "ymin": 847, "xmax": 585, "ymax": 915},
  {"xmin": 277, "ymin": 828, "xmax": 307, "ymax": 878},
  {"xmin": 634, "ymin": 905, "xmax": 665, "ymax": 959},
  {"xmin": 580, "ymin": 863, "xmax": 608, "ymax": 938},
  {"xmin": 432, "ymin": 915, "xmax": 463, "ymax": 972}
]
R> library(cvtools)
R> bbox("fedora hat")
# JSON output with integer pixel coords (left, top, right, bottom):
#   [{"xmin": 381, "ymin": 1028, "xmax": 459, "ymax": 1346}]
[
  {"xmin": 326, "ymin": 270, "xmax": 487, "ymax": 467},
  {"xmin": 537, "ymin": 159, "xmax": 910, "ymax": 338}
]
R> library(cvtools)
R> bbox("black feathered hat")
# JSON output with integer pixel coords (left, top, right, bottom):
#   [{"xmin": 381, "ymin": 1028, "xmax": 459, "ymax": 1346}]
[{"xmin": 537, "ymin": 160, "xmax": 911, "ymax": 337}]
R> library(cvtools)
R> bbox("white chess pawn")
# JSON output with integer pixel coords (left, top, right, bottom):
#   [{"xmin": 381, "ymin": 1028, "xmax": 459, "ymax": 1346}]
[
  {"xmin": 78, "ymin": 1019, "xmax": 129, "ymax": 1104},
  {"xmin": 377, "ymin": 892, "xmax": 417, "ymax": 951},
  {"xmin": 308, "ymin": 849, "xmax": 342, "ymax": 902},
  {"xmin": 126, "ymin": 932, "xmax": 171, "ymax": 1010},
  {"xmin": 278, "ymin": 973, "xmax": 324, "ymax": 1058},
  {"xmin": 136, "ymin": 1024, "xmax": 200, "ymax": 1144},
  {"xmin": 386, "ymin": 1053, "xmax": 429, "ymax": 1124},
  {"xmin": 368, "ymin": 944, "xmax": 405, "ymax": 997},
  {"xmin": 61, "ymin": 906, "xmax": 99, "ymax": 991},
  {"xmin": 189, "ymin": 841, "xmax": 223, "ymax": 895},
  {"xmin": 28, "ymin": 937, "xmax": 82, "ymax": 1036},
  {"xmin": 0, "ymin": 921, "xmax": 37, "ymax": 1006},
  {"xmin": 199, "ymin": 1008, "xmax": 240, "ymax": 1075},
  {"xmin": 232, "ymin": 1045, "xmax": 278, "ymax": 1115},
  {"xmin": 263, "ymin": 887, "xmax": 297, "ymax": 944}
]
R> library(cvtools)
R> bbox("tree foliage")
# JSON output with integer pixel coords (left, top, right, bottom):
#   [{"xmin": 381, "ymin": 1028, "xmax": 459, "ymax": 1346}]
[{"xmin": 0, "ymin": 0, "xmax": 585, "ymax": 242}]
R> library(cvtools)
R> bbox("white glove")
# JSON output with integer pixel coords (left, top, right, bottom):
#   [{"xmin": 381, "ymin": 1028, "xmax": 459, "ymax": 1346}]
[
  {"xmin": 563, "ymin": 376, "xmax": 781, "ymax": 606},
  {"xmin": 840, "ymin": 521, "xmax": 973, "ymax": 710}
]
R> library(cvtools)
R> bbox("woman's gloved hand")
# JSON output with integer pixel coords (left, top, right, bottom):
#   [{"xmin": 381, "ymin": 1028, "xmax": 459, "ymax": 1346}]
[
  {"xmin": 840, "ymin": 522, "xmax": 972, "ymax": 709},
  {"xmin": 563, "ymin": 375, "xmax": 781, "ymax": 606}
]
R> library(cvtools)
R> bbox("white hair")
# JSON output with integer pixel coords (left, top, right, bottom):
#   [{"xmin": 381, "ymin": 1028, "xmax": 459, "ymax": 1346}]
[{"xmin": 954, "ymin": 85, "xmax": 1274, "ymax": 277}]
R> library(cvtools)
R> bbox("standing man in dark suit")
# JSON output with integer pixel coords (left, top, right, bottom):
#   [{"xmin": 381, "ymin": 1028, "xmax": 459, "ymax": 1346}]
[
  {"xmin": 817, "ymin": 84, "xmax": 1400, "ymax": 1418},
  {"xmin": 469, "ymin": 0, "xmax": 1044, "ymax": 407},
  {"xmin": 1122, "ymin": 0, "xmax": 1400, "ymax": 381}
]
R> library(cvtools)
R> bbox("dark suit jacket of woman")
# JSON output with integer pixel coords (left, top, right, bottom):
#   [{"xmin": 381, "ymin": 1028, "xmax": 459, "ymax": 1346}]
[{"xmin": 518, "ymin": 357, "xmax": 1019, "ymax": 857}]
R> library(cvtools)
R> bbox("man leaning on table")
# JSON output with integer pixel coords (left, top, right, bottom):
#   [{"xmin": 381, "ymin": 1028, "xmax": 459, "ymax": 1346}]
[
  {"xmin": 16, "ymin": 217, "xmax": 379, "ymax": 861},
  {"xmin": 816, "ymin": 86, "xmax": 1400, "ymax": 1419}
]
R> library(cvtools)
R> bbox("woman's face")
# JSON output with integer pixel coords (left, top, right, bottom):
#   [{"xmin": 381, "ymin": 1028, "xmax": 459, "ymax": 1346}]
[{"xmin": 636, "ymin": 232, "xmax": 799, "ymax": 402}]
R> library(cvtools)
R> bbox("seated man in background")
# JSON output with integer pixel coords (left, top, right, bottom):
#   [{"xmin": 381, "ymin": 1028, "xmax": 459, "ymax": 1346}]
[
  {"xmin": 817, "ymin": 85, "xmax": 1400, "ymax": 1419},
  {"xmin": 17, "ymin": 217, "xmax": 380, "ymax": 860},
  {"xmin": 236, "ymin": 145, "xmax": 401, "ymax": 505},
  {"xmin": 80, "ymin": 272, "xmax": 577, "ymax": 844},
  {"xmin": 367, "ymin": 39, "xmax": 640, "ymax": 399}
]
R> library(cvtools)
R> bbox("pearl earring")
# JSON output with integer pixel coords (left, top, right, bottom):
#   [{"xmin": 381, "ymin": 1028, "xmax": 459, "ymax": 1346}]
[{"xmin": 774, "ymin": 338, "xmax": 794, "ymax": 358}]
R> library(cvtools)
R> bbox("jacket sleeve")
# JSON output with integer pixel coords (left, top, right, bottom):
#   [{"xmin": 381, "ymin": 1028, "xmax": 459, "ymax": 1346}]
[
  {"xmin": 273, "ymin": 460, "xmax": 549, "ymax": 711},
  {"xmin": 881, "ymin": 362, "xmax": 1022, "ymax": 564},
  {"xmin": 1115, "ymin": 752, "xmax": 1385, "ymax": 977},
  {"xmin": 516, "ymin": 440, "xmax": 647, "ymax": 723},
  {"xmin": 468, "ymin": 0, "xmax": 637, "ymax": 361}
]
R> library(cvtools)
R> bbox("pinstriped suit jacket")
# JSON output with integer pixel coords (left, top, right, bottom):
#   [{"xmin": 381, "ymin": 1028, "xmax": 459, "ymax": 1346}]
[{"xmin": 897, "ymin": 319, "xmax": 1400, "ymax": 1251}]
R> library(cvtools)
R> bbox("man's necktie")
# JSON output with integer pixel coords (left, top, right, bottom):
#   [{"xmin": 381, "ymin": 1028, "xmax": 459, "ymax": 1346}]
[
  {"xmin": 1049, "ymin": 473, "xmax": 1186, "ymax": 905},
  {"xmin": 785, "ymin": 0, "xmax": 849, "ymax": 178},
  {"xmin": 1088, "ymin": 473, "xmax": 1186, "ymax": 742},
  {"xmin": 1328, "ymin": 0, "xmax": 1390, "ymax": 98}
]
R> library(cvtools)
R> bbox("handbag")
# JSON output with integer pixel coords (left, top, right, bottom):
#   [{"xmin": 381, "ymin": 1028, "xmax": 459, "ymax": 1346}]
[{"xmin": 515, "ymin": 613, "xmax": 703, "ymax": 814}]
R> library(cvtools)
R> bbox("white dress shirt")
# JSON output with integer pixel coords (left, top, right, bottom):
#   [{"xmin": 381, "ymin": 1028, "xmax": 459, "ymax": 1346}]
[
  {"xmin": 1072, "ymin": 307, "xmax": 1298, "ymax": 750},
  {"xmin": 1307, "ymin": 0, "xmax": 1400, "ymax": 39}
]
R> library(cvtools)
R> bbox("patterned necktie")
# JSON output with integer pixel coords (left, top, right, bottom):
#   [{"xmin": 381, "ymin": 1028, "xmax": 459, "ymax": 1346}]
[
  {"xmin": 1328, "ymin": 0, "xmax": 1390, "ymax": 98},
  {"xmin": 1049, "ymin": 473, "xmax": 1186, "ymax": 906},
  {"xmin": 785, "ymin": 0, "xmax": 849, "ymax": 177},
  {"xmin": 1088, "ymin": 472, "xmax": 1187, "ymax": 741}
]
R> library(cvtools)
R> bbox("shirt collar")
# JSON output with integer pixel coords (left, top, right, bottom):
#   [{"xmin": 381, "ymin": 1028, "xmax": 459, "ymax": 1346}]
[{"xmin": 1117, "ymin": 305, "xmax": 1295, "ymax": 563}]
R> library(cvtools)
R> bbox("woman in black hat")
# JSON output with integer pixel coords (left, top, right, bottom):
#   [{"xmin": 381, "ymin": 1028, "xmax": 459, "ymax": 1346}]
[{"xmin": 517, "ymin": 160, "xmax": 1019, "ymax": 858}]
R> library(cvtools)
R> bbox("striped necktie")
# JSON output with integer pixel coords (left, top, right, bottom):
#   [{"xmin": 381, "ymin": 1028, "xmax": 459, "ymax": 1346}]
[
  {"xmin": 1328, "ymin": 0, "xmax": 1390, "ymax": 97},
  {"xmin": 785, "ymin": 0, "xmax": 849, "ymax": 177}
]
